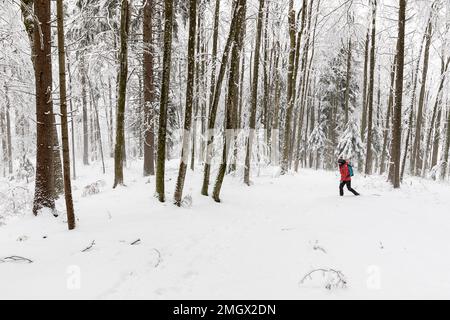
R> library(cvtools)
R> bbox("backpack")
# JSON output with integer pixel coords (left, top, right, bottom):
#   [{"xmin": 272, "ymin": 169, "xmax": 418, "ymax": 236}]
[{"xmin": 348, "ymin": 164, "xmax": 354, "ymax": 177}]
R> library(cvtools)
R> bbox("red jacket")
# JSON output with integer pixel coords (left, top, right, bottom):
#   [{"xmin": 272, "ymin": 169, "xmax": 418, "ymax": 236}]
[{"xmin": 339, "ymin": 163, "xmax": 351, "ymax": 182}]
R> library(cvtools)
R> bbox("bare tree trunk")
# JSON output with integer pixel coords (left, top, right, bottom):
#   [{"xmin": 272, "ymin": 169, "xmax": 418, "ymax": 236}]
[
  {"xmin": 143, "ymin": 0, "xmax": 155, "ymax": 176},
  {"xmin": 431, "ymin": 54, "xmax": 447, "ymax": 170},
  {"xmin": 389, "ymin": 0, "xmax": 406, "ymax": 188},
  {"xmin": 33, "ymin": 0, "xmax": 55, "ymax": 215},
  {"xmin": 113, "ymin": 0, "xmax": 131, "ymax": 188},
  {"xmin": 271, "ymin": 41, "xmax": 281, "ymax": 165},
  {"xmin": 208, "ymin": 0, "xmax": 221, "ymax": 110},
  {"xmin": 67, "ymin": 54, "xmax": 77, "ymax": 180},
  {"xmin": 294, "ymin": 0, "xmax": 315, "ymax": 172},
  {"xmin": 282, "ymin": 0, "xmax": 297, "ymax": 173},
  {"xmin": 344, "ymin": 37, "xmax": 352, "ymax": 125},
  {"xmin": 90, "ymin": 84, "xmax": 106, "ymax": 174},
  {"xmin": 212, "ymin": 0, "xmax": 247, "ymax": 202},
  {"xmin": 364, "ymin": 0, "xmax": 377, "ymax": 175},
  {"xmin": 174, "ymin": 0, "xmax": 197, "ymax": 206},
  {"xmin": 422, "ymin": 57, "xmax": 450, "ymax": 176},
  {"xmin": 380, "ymin": 56, "xmax": 396, "ymax": 175},
  {"xmin": 360, "ymin": 27, "xmax": 370, "ymax": 142},
  {"xmin": 155, "ymin": 0, "xmax": 174, "ymax": 201},
  {"xmin": 201, "ymin": 0, "xmax": 243, "ymax": 196},
  {"xmin": 282, "ymin": 0, "xmax": 307, "ymax": 173},
  {"xmin": 108, "ymin": 77, "xmax": 114, "ymax": 158},
  {"xmin": 244, "ymin": 0, "xmax": 265, "ymax": 186},
  {"xmin": 80, "ymin": 53, "xmax": 89, "ymax": 166},
  {"xmin": 0, "ymin": 97, "xmax": 7, "ymax": 177},
  {"xmin": 56, "ymin": 0, "xmax": 76, "ymax": 230},
  {"xmin": 412, "ymin": 16, "xmax": 433, "ymax": 175},
  {"xmin": 441, "ymin": 102, "xmax": 450, "ymax": 180}
]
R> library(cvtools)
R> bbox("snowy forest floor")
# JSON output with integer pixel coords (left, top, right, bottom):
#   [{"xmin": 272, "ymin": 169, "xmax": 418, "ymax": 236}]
[{"xmin": 1, "ymin": 159, "xmax": 450, "ymax": 299}]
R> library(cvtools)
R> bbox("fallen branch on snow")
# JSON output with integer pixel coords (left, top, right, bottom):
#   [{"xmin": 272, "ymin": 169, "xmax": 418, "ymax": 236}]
[
  {"xmin": 299, "ymin": 268, "xmax": 347, "ymax": 290},
  {"xmin": 131, "ymin": 239, "xmax": 141, "ymax": 245},
  {"xmin": 152, "ymin": 248, "xmax": 162, "ymax": 268},
  {"xmin": 0, "ymin": 256, "xmax": 33, "ymax": 263},
  {"xmin": 81, "ymin": 240, "xmax": 96, "ymax": 252}
]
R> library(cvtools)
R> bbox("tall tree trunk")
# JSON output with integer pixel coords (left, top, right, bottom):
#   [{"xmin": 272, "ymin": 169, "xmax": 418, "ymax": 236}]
[
  {"xmin": 282, "ymin": 0, "xmax": 307, "ymax": 173},
  {"xmin": 422, "ymin": 57, "xmax": 450, "ymax": 176},
  {"xmin": 282, "ymin": 0, "xmax": 296, "ymax": 173},
  {"xmin": 113, "ymin": 0, "xmax": 131, "ymax": 188},
  {"xmin": 56, "ymin": 0, "xmax": 76, "ymax": 230},
  {"xmin": 380, "ymin": 56, "xmax": 396, "ymax": 175},
  {"xmin": 52, "ymin": 119, "xmax": 64, "ymax": 198},
  {"xmin": 431, "ymin": 54, "xmax": 447, "ymax": 170},
  {"xmin": 108, "ymin": 77, "xmax": 114, "ymax": 158},
  {"xmin": 262, "ymin": 3, "xmax": 271, "ymax": 147},
  {"xmin": 212, "ymin": 0, "xmax": 247, "ymax": 202},
  {"xmin": 201, "ymin": 0, "xmax": 243, "ymax": 196},
  {"xmin": 344, "ymin": 37, "xmax": 352, "ymax": 125},
  {"xmin": 67, "ymin": 54, "xmax": 77, "ymax": 180},
  {"xmin": 294, "ymin": 0, "xmax": 314, "ymax": 172},
  {"xmin": 192, "ymin": 8, "xmax": 204, "ymax": 172},
  {"xmin": 412, "ymin": 17, "xmax": 433, "ymax": 175},
  {"xmin": 360, "ymin": 27, "xmax": 370, "ymax": 142},
  {"xmin": 364, "ymin": 0, "xmax": 377, "ymax": 175},
  {"xmin": 155, "ymin": 0, "xmax": 174, "ymax": 201},
  {"xmin": 0, "ymin": 97, "xmax": 7, "ymax": 177},
  {"xmin": 208, "ymin": 0, "xmax": 221, "ymax": 110},
  {"xmin": 143, "ymin": 0, "xmax": 155, "ymax": 176},
  {"xmin": 406, "ymin": 31, "xmax": 428, "ymax": 174},
  {"xmin": 80, "ymin": 53, "xmax": 89, "ymax": 166},
  {"xmin": 90, "ymin": 84, "xmax": 106, "ymax": 174},
  {"xmin": 5, "ymin": 85, "xmax": 13, "ymax": 175},
  {"xmin": 389, "ymin": 0, "xmax": 407, "ymax": 188},
  {"xmin": 174, "ymin": 0, "xmax": 197, "ymax": 206},
  {"xmin": 271, "ymin": 41, "xmax": 281, "ymax": 164},
  {"xmin": 441, "ymin": 101, "xmax": 450, "ymax": 180},
  {"xmin": 244, "ymin": 0, "xmax": 265, "ymax": 186},
  {"xmin": 33, "ymin": 0, "xmax": 55, "ymax": 215}
]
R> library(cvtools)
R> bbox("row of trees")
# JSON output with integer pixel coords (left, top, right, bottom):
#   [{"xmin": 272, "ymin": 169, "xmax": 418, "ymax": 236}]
[{"xmin": 0, "ymin": 0, "xmax": 448, "ymax": 230}]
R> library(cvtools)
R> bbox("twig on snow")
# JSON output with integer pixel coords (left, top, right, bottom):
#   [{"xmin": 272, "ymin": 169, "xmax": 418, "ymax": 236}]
[
  {"xmin": 0, "ymin": 255, "xmax": 33, "ymax": 263},
  {"xmin": 81, "ymin": 240, "xmax": 96, "ymax": 252},
  {"xmin": 131, "ymin": 239, "xmax": 141, "ymax": 245},
  {"xmin": 152, "ymin": 248, "xmax": 162, "ymax": 268},
  {"xmin": 299, "ymin": 268, "xmax": 347, "ymax": 290},
  {"xmin": 313, "ymin": 241, "xmax": 327, "ymax": 254}
]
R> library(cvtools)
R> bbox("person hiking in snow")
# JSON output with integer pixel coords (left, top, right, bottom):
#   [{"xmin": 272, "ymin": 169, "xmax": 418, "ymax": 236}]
[{"xmin": 338, "ymin": 158, "xmax": 360, "ymax": 196}]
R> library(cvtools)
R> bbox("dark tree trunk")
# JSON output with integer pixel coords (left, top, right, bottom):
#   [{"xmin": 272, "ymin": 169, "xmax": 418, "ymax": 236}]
[
  {"xmin": 244, "ymin": 0, "xmax": 265, "ymax": 186},
  {"xmin": 380, "ymin": 56, "xmax": 396, "ymax": 175},
  {"xmin": 80, "ymin": 53, "xmax": 89, "ymax": 166},
  {"xmin": 56, "ymin": 0, "xmax": 76, "ymax": 230},
  {"xmin": 33, "ymin": 0, "xmax": 55, "ymax": 215},
  {"xmin": 143, "ymin": 0, "xmax": 155, "ymax": 176},
  {"xmin": 174, "ymin": 0, "xmax": 197, "ymax": 206},
  {"xmin": 201, "ymin": 0, "xmax": 243, "ymax": 196},
  {"xmin": 421, "ymin": 57, "xmax": 449, "ymax": 176},
  {"xmin": 364, "ymin": 0, "xmax": 377, "ymax": 175},
  {"xmin": 412, "ymin": 17, "xmax": 433, "ymax": 175},
  {"xmin": 212, "ymin": 0, "xmax": 247, "ymax": 202},
  {"xmin": 441, "ymin": 102, "xmax": 450, "ymax": 180},
  {"xmin": 66, "ymin": 54, "xmax": 77, "ymax": 180},
  {"xmin": 431, "ymin": 54, "xmax": 447, "ymax": 171},
  {"xmin": 389, "ymin": 0, "xmax": 406, "ymax": 188},
  {"xmin": 360, "ymin": 28, "xmax": 370, "ymax": 142},
  {"xmin": 113, "ymin": 0, "xmax": 131, "ymax": 188},
  {"xmin": 155, "ymin": 0, "xmax": 174, "ymax": 201}
]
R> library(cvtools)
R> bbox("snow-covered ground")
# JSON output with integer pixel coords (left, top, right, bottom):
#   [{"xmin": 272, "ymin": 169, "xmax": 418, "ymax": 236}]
[{"xmin": 1, "ymin": 160, "xmax": 450, "ymax": 299}]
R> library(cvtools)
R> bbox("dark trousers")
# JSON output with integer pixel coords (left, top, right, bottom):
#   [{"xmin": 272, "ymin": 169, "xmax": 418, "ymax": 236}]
[{"xmin": 339, "ymin": 181, "xmax": 359, "ymax": 196}]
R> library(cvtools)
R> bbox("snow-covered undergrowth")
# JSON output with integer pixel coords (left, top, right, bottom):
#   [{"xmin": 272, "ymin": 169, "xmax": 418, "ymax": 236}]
[{"xmin": 1, "ymin": 160, "xmax": 450, "ymax": 299}]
